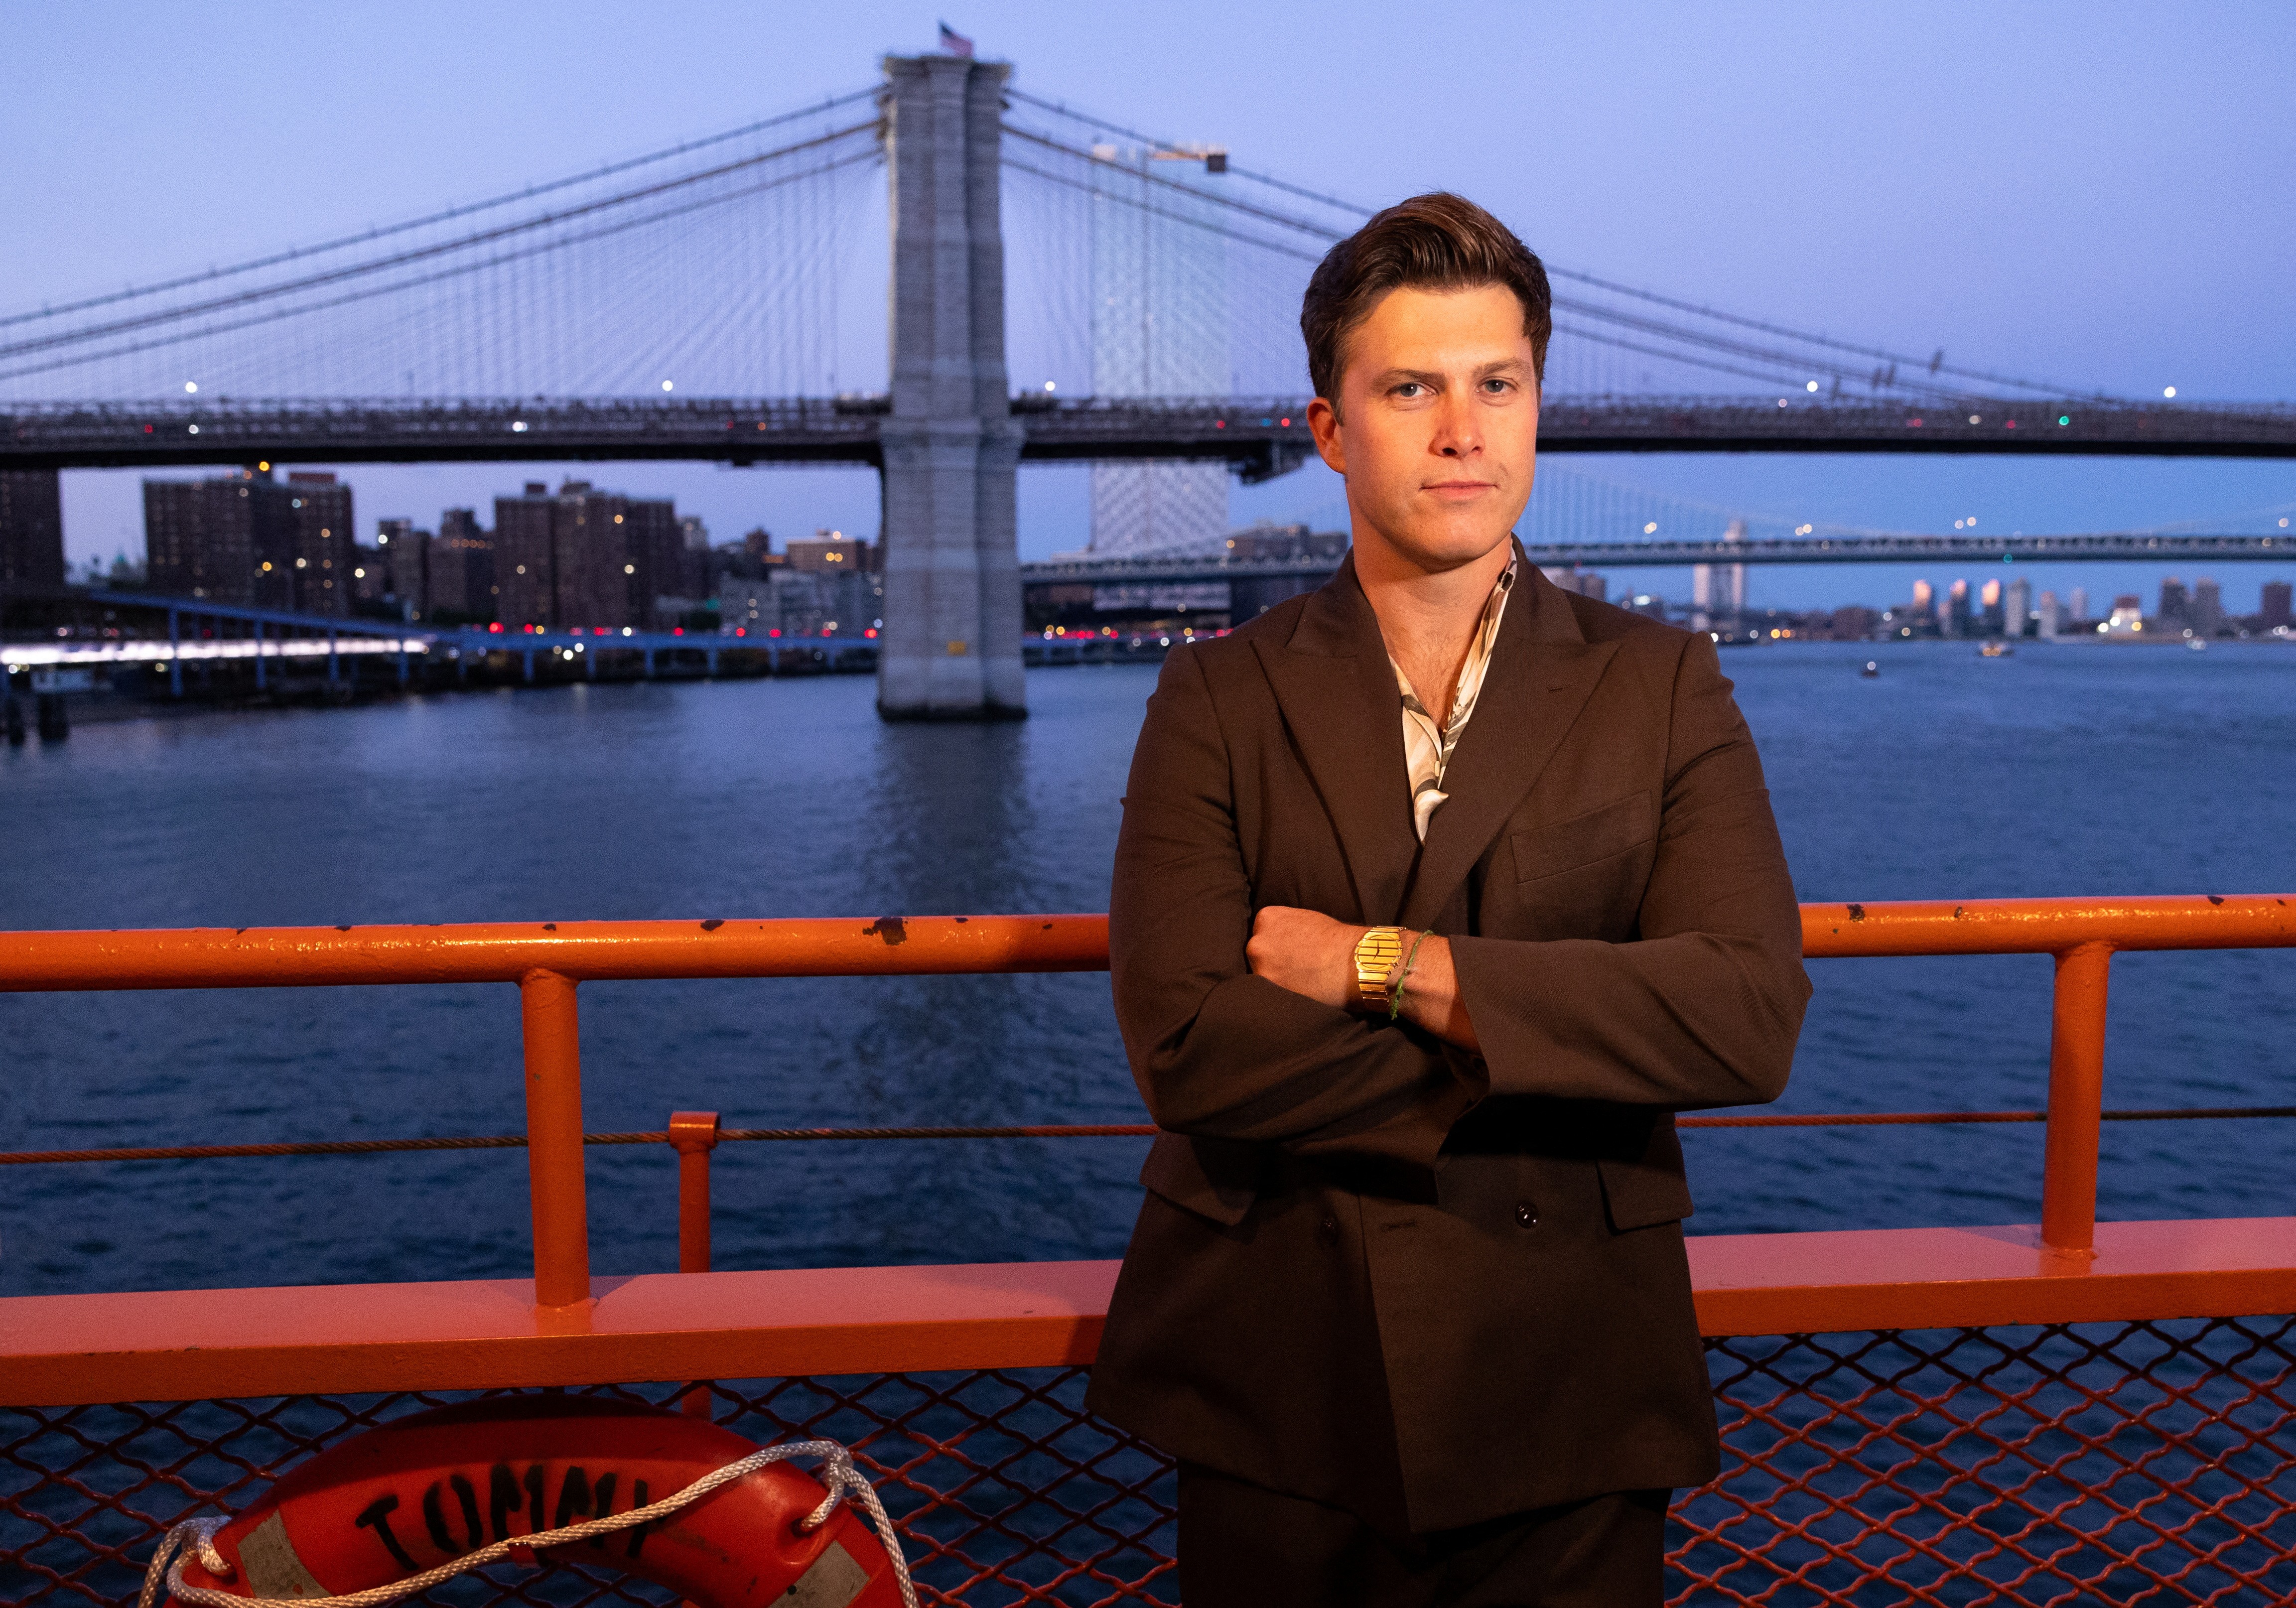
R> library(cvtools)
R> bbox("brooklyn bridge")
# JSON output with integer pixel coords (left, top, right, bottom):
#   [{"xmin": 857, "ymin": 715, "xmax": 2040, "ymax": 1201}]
[{"xmin": 4, "ymin": 50, "xmax": 2291, "ymax": 717}]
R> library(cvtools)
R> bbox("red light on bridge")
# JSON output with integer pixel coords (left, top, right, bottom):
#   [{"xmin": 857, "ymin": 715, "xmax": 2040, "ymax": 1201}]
[
  {"xmin": 864, "ymin": 627, "xmax": 878, "ymax": 638},
  {"xmin": 768, "ymin": 629, "xmax": 781, "ymax": 638},
  {"xmin": 1214, "ymin": 420, "xmax": 1225, "ymax": 429},
  {"xmin": 734, "ymin": 628, "xmax": 746, "ymax": 637},
  {"xmin": 1280, "ymin": 417, "xmax": 1291, "ymax": 426},
  {"xmin": 488, "ymin": 623, "xmax": 503, "ymax": 634},
  {"xmin": 672, "ymin": 627, "xmax": 684, "ymax": 636}
]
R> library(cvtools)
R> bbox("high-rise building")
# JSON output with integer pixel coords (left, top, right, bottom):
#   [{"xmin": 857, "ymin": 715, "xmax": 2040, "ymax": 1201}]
[
  {"xmin": 2158, "ymin": 576, "xmax": 2188, "ymax": 626},
  {"xmin": 491, "ymin": 479, "xmax": 682, "ymax": 629},
  {"xmin": 2004, "ymin": 576, "xmax": 2032, "ymax": 638},
  {"xmin": 1088, "ymin": 145, "xmax": 1229, "ymax": 554},
  {"xmin": 1540, "ymin": 568, "xmax": 1607, "ymax": 602},
  {"xmin": 2068, "ymin": 586, "xmax": 2090, "ymax": 624},
  {"xmin": 677, "ymin": 516, "xmax": 712, "ymax": 599},
  {"xmin": 144, "ymin": 477, "xmax": 258, "ymax": 603},
  {"xmin": 2036, "ymin": 590, "xmax": 2061, "ymax": 639},
  {"xmin": 0, "ymin": 469, "xmax": 66, "ymax": 593},
  {"xmin": 277, "ymin": 473, "xmax": 353, "ymax": 614},
  {"xmin": 2260, "ymin": 580, "xmax": 2292, "ymax": 630},
  {"xmin": 2191, "ymin": 576, "xmax": 2223, "ymax": 636},
  {"xmin": 1691, "ymin": 522, "xmax": 1747, "ymax": 628},
  {"xmin": 429, "ymin": 509, "xmax": 495, "ymax": 621},
  {"xmin": 784, "ymin": 531, "xmax": 878, "ymax": 574},
  {"xmin": 1946, "ymin": 578, "xmax": 1972, "ymax": 636},
  {"xmin": 142, "ymin": 469, "xmax": 353, "ymax": 613},
  {"xmin": 1980, "ymin": 577, "xmax": 2006, "ymax": 635},
  {"xmin": 374, "ymin": 518, "xmax": 430, "ymax": 615}
]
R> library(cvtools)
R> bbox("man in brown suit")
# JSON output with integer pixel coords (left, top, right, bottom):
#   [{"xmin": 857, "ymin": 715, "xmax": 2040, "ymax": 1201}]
[{"xmin": 1084, "ymin": 194, "xmax": 1811, "ymax": 1605}]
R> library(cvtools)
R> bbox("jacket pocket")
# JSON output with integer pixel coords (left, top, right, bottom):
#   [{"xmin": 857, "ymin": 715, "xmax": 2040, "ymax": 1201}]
[
  {"xmin": 1595, "ymin": 1118, "xmax": 1696, "ymax": 1231},
  {"xmin": 1139, "ymin": 1131, "xmax": 1261, "ymax": 1226},
  {"xmin": 1511, "ymin": 791, "xmax": 1658, "ymax": 883}
]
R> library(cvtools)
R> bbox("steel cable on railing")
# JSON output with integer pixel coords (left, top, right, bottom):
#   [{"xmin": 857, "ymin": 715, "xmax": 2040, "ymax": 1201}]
[{"xmin": 7, "ymin": 1108, "xmax": 2296, "ymax": 1168}]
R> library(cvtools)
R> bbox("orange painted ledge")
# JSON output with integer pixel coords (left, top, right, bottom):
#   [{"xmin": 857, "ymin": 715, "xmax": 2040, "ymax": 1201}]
[
  {"xmin": 0, "ymin": 1260, "xmax": 1116, "ymax": 1407},
  {"xmin": 1688, "ymin": 1216, "xmax": 2296, "ymax": 1336},
  {"xmin": 6, "ymin": 1219, "xmax": 2294, "ymax": 1406}
]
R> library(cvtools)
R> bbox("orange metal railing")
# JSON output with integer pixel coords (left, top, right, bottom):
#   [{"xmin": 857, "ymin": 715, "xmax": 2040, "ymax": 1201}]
[
  {"xmin": 6, "ymin": 898, "xmax": 2296, "ymax": 1608},
  {"xmin": 3, "ymin": 897, "xmax": 2289, "ymax": 1308}
]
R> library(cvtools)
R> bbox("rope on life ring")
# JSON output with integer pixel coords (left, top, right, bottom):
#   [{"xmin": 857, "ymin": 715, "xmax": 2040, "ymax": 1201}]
[{"xmin": 137, "ymin": 1414, "xmax": 917, "ymax": 1608}]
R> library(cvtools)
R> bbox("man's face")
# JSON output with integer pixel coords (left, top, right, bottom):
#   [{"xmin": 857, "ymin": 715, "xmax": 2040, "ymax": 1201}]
[{"xmin": 1306, "ymin": 282, "xmax": 1539, "ymax": 575}]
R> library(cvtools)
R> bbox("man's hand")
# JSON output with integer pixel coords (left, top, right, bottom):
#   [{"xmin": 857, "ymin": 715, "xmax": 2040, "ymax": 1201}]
[
  {"xmin": 1246, "ymin": 906, "xmax": 1365, "ymax": 1009},
  {"xmin": 1248, "ymin": 905, "xmax": 1482, "ymax": 1052}
]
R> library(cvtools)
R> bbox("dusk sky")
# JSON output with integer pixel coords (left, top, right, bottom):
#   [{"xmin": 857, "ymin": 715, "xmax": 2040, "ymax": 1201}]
[{"xmin": 6, "ymin": 2, "xmax": 2292, "ymax": 610}]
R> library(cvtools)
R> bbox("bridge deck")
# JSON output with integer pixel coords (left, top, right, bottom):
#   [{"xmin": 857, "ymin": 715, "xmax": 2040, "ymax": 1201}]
[{"xmin": 7, "ymin": 394, "xmax": 2294, "ymax": 471}]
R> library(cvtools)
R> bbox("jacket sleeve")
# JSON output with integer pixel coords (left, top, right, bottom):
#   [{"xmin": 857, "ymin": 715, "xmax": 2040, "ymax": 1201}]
[
  {"xmin": 1109, "ymin": 645, "xmax": 1478, "ymax": 1180},
  {"xmin": 1450, "ymin": 631, "xmax": 1810, "ymax": 1109}
]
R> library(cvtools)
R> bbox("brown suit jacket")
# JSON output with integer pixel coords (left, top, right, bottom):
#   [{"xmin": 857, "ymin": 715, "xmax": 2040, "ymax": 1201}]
[{"xmin": 1083, "ymin": 550, "xmax": 1811, "ymax": 1536}]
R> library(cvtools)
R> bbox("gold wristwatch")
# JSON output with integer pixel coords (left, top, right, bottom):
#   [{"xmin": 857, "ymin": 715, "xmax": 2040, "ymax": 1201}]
[{"xmin": 1350, "ymin": 926, "xmax": 1406, "ymax": 1014}]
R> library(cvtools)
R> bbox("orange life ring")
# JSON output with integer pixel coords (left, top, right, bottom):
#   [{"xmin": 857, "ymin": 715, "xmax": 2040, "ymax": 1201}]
[{"xmin": 160, "ymin": 1396, "xmax": 911, "ymax": 1608}]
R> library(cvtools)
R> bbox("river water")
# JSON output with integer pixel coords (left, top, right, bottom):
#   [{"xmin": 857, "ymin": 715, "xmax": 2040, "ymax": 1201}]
[{"xmin": 2, "ymin": 640, "xmax": 2292, "ymax": 1299}]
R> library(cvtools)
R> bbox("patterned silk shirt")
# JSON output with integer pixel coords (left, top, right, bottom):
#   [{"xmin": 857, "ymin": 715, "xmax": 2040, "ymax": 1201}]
[{"xmin": 1391, "ymin": 550, "xmax": 1519, "ymax": 842}]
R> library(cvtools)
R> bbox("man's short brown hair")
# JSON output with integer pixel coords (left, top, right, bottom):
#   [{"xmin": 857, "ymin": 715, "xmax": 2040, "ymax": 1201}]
[{"xmin": 1301, "ymin": 192, "xmax": 1551, "ymax": 407}]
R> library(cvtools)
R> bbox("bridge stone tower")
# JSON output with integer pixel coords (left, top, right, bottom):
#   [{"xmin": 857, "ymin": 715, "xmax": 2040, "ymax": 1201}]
[{"xmin": 876, "ymin": 52, "xmax": 1026, "ymax": 721}]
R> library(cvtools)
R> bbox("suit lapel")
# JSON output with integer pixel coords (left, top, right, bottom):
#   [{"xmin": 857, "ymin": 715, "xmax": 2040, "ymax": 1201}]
[
  {"xmin": 1398, "ymin": 559, "xmax": 1619, "ymax": 930},
  {"xmin": 1254, "ymin": 555, "xmax": 1420, "ymax": 924}
]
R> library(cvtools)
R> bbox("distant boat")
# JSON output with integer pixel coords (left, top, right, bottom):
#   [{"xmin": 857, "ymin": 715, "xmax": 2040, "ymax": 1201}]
[
  {"xmin": 1980, "ymin": 642, "xmax": 2015, "ymax": 658},
  {"xmin": 2187, "ymin": 638, "xmax": 2209, "ymax": 652},
  {"xmin": 1861, "ymin": 661, "xmax": 1880, "ymax": 678}
]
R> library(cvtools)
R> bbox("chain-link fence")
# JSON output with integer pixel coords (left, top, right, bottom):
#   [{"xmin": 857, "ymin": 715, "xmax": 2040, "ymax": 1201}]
[{"xmin": 8, "ymin": 1317, "xmax": 2295, "ymax": 1606}]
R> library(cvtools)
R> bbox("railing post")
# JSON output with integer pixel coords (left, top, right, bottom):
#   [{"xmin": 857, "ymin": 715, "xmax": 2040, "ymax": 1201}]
[
  {"xmin": 519, "ymin": 968, "xmax": 591, "ymax": 1306},
  {"xmin": 668, "ymin": 1108, "xmax": 722, "ymax": 1427},
  {"xmin": 2040, "ymin": 941, "xmax": 2114, "ymax": 1256},
  {"xmin": 668, "ymin": 1110, "xmax": 721, "ymax": 1274}
]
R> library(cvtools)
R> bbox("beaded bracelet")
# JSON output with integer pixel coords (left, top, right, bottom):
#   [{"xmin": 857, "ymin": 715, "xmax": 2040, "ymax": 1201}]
[{"xmin": 1388, "ymin": 929, "xmax": 1435, "ymax": 1022}]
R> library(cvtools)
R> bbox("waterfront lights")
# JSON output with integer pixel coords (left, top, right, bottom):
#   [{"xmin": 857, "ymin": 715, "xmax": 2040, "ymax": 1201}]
[
  {"xmin": 1044, "ymin": 380, "xmax": 1057, "ymax": 392},
  {"xmin": 511, "ymin": 420, "xmax": 528, "ymax": 432},
  {"xmin": 1805, "ymin": 380, "xmax": 1819, "ymax": 392},
  {"xmin": 2163, "ymin": 386, "xmax": 2177, "ymax": 398},
  {"xmin": 662, "ymin": 380, "xmax": 675, "ymax": 392},
  {"xmin": 1644, "ymin": 522, "xmax": 1658, "ymax": 534},
  {"xmin": 184, "ymin": 382, "xmax": 198, "ymax": 394}
]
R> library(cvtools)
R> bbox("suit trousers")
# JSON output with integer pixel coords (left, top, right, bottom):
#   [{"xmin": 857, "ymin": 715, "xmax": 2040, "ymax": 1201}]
[{"xmin": 1176, "ymin": 1463, "xmax": 1668, "ymax": 1608}]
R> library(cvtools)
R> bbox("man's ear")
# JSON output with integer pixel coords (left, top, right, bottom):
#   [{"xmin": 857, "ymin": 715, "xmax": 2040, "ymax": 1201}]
[{"xmin": 1306, "ymin": 396, "xmax": 1347, "ymax": 475}]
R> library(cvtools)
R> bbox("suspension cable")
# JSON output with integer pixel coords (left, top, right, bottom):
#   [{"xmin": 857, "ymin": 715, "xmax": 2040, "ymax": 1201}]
[
  {"xmin": 0, "ymin": 148, "xmax": 884, "ymax": 386},
  {"xmin": 0, "ymin": 122, "xmax": 881, "ymax": 366},
  {"xmin": 0, "ymin": 87, "xmax": 880, "ymax": 331}
]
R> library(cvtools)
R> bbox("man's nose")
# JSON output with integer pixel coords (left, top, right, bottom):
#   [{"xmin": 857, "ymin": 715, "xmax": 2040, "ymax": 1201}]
[{"xmin": 1431, "ymin": 394, "xmax": 1481, "ymax": 457}]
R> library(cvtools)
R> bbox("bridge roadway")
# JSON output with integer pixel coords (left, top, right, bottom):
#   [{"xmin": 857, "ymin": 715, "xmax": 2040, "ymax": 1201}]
[
  {"xmin": 1024, "ymin": 532, "xmax": 2295, "ymax": 587},
  {"xmin": 7, "ymin": 394, "xmax": 2296, "ymax": 473}
]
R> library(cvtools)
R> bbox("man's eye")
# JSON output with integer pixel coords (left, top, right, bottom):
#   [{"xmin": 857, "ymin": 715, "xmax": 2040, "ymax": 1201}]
[
  {"xmin": 1394, "ymin": 382, "xmax": 1425, "ymax": 399},
  {"xmin": 1482, "ymin": 378, "xmax": 1512, "ymax": 394}
]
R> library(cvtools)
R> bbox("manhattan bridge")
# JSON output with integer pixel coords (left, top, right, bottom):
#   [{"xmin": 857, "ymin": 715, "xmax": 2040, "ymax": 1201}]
[{"xmin": 4, "ymin": 50, "xmax": 2292, "ymax": 717}]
